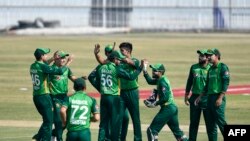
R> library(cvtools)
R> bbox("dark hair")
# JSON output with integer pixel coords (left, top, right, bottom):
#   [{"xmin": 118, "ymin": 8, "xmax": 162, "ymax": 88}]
[
  {"xmin": 34, "ymin": 50, "xmax": 45, "ymax": 60},
  {"xmin": 107, "ymin": 54, "xmax": 116, "ymax": 62},
  {"xmin": 74, "ymin": 84, "xmax": 84, "ymax": 91},
  {"xmin": 119, "ymin": 42, "xmax": 133, "ymax": 52},
  {"xmin": 73, "ymin": 78, "xmax": 86, "ymax": 91},
  {"xmin": 213, "ymin": 49, "xmax": 221, "ymax": 60}
]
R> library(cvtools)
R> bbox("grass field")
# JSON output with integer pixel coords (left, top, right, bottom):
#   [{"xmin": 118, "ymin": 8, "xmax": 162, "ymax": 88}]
[{"xmin": 0, "ymin": 33, "xmax": 250, "ymax": 141}]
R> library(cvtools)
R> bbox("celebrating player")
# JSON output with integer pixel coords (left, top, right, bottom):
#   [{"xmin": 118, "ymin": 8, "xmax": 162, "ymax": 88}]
[
  {"xmin": 88, "ymin": 50, "xmax": 142, "ymax": 141},
  {"xmin": 118, "ymin": 42, "xmax": 142, "ymax": 141},
  {"xmin": 30, "ymin": 48, "xmax": 67, "ymax": 141},
  {"xmin": 49, "ymin": 50, "xmax": 76, "ymax": 141},
  {"xmin": 142, "ymin": 62, "xmax": 188, "ymax": 141},
  {"xmin": 94, "ymin": 42, "xmax": 143, "ymax": 141}
]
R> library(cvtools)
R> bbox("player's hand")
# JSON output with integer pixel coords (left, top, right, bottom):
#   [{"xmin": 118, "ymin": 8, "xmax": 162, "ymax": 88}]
[
  {"xmin": 215, "ymin": 97, "xmax": 223, "ymax": 107},
  {"xmin": 67, "ymin": 54, "xmax": 74, "ymax": 63},
  {"xmin": 94, "ymin": 44, "xmax": 100, "ymax": 55},
  {"xmin": 184, "ymin": 95, "xmax": 190, "ymax": 106},
  {"xmin": 122, "ymin": 58, "xmax": 129, "ymax": 63},
  {"xmin": 67, "ymin": 92, "xmax": 74, "ymax": 97},
  {"xmin": 81, "ymin": 76, "xmax": 87, "ymax": 80},
  {"xmin": 65, "ymin": 54, "xmax": 74, "ymax": 66},
  {"xmin": 53, "ymin": 51, "xmax": 60, "ymax": 60},
  {"xmin": 140, "ymin": 59, "xmax": 148, "ymax": 72}
]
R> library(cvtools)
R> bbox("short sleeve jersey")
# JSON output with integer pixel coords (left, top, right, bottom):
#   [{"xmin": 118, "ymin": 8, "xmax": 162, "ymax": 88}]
[
  {"xmin": 64, "ymin": 91, "xmax": 99, "ymax": 131},
  {"xmin": 30, "ymin": 61, "xmax": 63, "ymax": 95},
  {"xmin": 206, "ymin": 62, "xmax": 230, "ymax": 94},
  {"xmin": 119, "ymin": 57, "xmax": 140, "ymax": 90},
  {"xmin": 49, "ymin": 64, "xmax": 73, "ymax": 95},
  {"xmin": 97, "ymin": 62, "xmax": 119, "ymax": 95}
]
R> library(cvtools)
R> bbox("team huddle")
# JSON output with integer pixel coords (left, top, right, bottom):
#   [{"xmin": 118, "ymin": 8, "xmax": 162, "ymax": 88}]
[{"xmin": 30, "ymin": 42, "xmax": 230, "ymax": 141}]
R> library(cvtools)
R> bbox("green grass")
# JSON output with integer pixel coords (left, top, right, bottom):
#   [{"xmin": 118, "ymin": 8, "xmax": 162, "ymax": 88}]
[
  {"xmin": 0, "ymin": 33, "xmax": 250, "ymax": 141},
  {"xmin": 0, "ymin": 127, "xmax": 224, "ymax": 141}
]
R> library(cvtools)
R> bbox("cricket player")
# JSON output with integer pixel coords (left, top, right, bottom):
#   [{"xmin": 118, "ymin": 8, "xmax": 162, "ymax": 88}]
[
  {"xmin": 118, "ymin": 42, "xmax": 142, "ymax": 141},
  {"xmin": 142, "ymin": 62, "xmax": 188, "ymax": 141},
  {"xmin": 60, "ymin": 77, "xmax": 100, "ymax": 141},
  {"xmin": 30, "ymin": 48, "xmax": 67, "ymax": 141},
  {"xmin": 94, "ymin": 43, "xmax": 131, "ymax": 141},
  {"xmin": 195, "ymin": 48, "xmax": 230, "ymax": 141},
  {"xmin": 185, "ymin": 49, "xmax": 217, "ymax": 141},
  {"xmin": 88, "ymin": 50, "xmax": 142, "ymax": 141},
  {"xmin": 49, "ymin": 50, "xmax": 76, "ymax": 141}
]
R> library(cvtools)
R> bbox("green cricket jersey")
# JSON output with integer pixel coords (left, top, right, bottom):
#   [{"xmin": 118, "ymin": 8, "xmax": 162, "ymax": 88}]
[
  {"xmin": 119, "ymin": 58, "xmax": 140, "ymax": 90},
  {"xmin": 49, "ymin": 64, "xmax": 73, "ymax": 95},
  {"xmin": 205, "ymin": 62, "xmax": 230, "ymax": 94},
  {"xmin": 156, "ymin": 76, "xmax": 175, "ymax": 106},
  {"xmin": 144, "ymin": 74, "xmax": 175, "ymax": 106},
  {"xmin": 97, "ymin": 62, "xmax": 120, "ymax": 95},
  {"xmin": 88, "ymin": 62, "xmax": 142, "ymax": 95},
  {"xmin": 185, "ymin": 63, "xmax": 211, "ymax": 94},
  {"xmin": 30, "ymin": 61, "xmax": 65, "ymax": 96},
  {"xmin": 64, "ymin": 91, "xmax": 99, "ymax": 131}
]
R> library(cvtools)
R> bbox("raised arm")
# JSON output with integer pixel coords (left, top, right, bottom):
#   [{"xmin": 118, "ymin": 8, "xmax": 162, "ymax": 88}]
[
  {"xmin": 122, "ymin": 58, "xmax": 137, "ymax": 68},
  {"xmin": 94, "ymin": 44, "xmax": 107, "ymax": 65},
  {"xmin": 141, "ymin": 59, "xmax": 157, "ymax": 85},
  {"xmin": 143, "ymin": 71, "xmax": 157, "ymax": 85},
  {"xmin": 46, "ymin": 51, "xmax": 61, "ymax": 64},
  {"xmin": 41, "ymin": 63, "xmax": 66, "ymax": 75},
  {"xmin": 65, "ymin": 54, "xmax": 74, "ymax": 66},
  {"xmin": 117, "ymin": 65, "xmax": 142, "ymax": 80}
]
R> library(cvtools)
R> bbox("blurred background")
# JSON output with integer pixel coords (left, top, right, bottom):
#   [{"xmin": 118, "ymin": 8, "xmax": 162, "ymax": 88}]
[{"xmin": 1, "ymin": 0, "xmax": 250, "ymax": 35}]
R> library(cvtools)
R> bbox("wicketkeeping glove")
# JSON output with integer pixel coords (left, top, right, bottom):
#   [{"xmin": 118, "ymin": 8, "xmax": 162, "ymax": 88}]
[
  {"xmin": 143, "ymin": 89, "xmax": 158, "ymax": 108},
  {"xmin": 144, "ymin": 99, "xmax": 157, "ymax": 108},
  {"xmin": 147, "ymin": 89, "xmax": 157, "ymax": 101}
]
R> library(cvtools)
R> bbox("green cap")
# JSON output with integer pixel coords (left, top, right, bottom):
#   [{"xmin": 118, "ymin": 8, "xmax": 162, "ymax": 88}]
[
  {"xmin": 197, "ymin": 49, "xmax": 207, "ymax": 55},
  {"xmin": 206, "ymin": 48, "xmax": 221, "ymax": 57},
  {"xmin": 56, "ymin": 50, "xmax": 69, "ymax": 58},
  {"xmin": 74, "ymin": 77, "xmax": 86, "ymax": 90},
  {"xmin": 150, "ymin": 63, "xmax": 165, "ymax": 71},
  {"xmin": 105, "ymin": 45, "xmax": 113, "ymax": 53},
  {"xmin": 108, "ymin": 50, "xmax": 125, "ymax": 60},
  {"xmin": 34, "ymin": 48, "xmax": 50, "ymax": 58}
]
